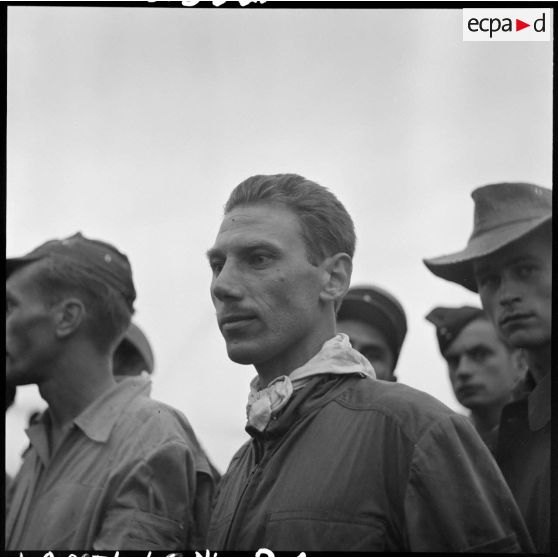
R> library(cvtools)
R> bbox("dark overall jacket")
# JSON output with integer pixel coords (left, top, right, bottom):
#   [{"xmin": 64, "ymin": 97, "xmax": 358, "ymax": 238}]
[
  {"xmin": 208, "ymin": 374, "xmax": 533, "ymax": 553},
  {"xmin": 497, "ymin": 372, "xmax": 550, "ymax": 554}
]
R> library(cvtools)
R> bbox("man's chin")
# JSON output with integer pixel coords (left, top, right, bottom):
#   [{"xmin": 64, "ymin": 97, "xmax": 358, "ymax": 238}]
[
  {"xmin": 506, "ymin": 330, "xmax": 550, "ymax": 351},
  {"xmin": 226, "ymin": 345, "xmax": 258, "ymax": 366}
]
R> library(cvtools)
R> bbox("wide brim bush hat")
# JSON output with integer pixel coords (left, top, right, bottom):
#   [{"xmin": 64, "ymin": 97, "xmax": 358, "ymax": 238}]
[{"xmin": 423, "ymin": 182, "xmax": 552, "ymax": 292}]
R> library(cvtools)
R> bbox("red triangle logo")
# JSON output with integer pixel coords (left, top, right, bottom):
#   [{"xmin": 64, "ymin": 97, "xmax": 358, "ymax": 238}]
[{"xmin": 516, "ymin": 19, "xmax": 530, "ymax": 31}]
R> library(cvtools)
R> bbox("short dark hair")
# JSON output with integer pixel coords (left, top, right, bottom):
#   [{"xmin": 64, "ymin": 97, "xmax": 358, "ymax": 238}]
[
  {"xmin": 30, "ymin": 258, "xmax": 133, "ymax": 353},
  {"xmin": 225, "ymin": 174, "xmax": 356, "ymax": 265}
]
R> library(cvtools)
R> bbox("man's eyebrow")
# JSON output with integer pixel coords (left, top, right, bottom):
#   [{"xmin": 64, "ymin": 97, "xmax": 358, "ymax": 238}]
[
  {"xmin": 206, "ymin": 247, "xmax": 223, "ymax": 261},
  {"xmin": 206, "ymin": 241, "xmax": 280, "ymax": 260},
  {"xmin": 445, "ymin": 342, "xmax": 489, "ymax": 359},
  {"xmin": 239, "ymin": 240, "xmax": 280, "ymax": 253}
]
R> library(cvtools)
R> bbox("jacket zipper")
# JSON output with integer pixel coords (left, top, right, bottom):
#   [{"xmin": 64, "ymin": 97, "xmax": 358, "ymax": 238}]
[{"xmin": 222, "ymin": 437, "xmax": 264, "ymax": 548}]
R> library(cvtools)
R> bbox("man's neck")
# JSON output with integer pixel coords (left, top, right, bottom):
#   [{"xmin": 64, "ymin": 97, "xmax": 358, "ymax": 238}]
[
  {"xmin": 470, "ymin": 403, "xmax": 508, "ymax": 435},
  {"xmin": 524, "ymin": 343, "xmax": 551, "ymax": 384},
  {"xmin": 39, "ymin": 348, "xmax": 117, "ymax": 428},
  {"xmin": 255, "ymin": 331, "xmax": 336, "ymax": 387}
]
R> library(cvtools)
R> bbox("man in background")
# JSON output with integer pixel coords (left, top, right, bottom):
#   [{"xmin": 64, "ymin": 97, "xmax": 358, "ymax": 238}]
[
  {"xmin": 425, "ymin": 305, "xmax": 525, "ymax": 453},
  {"xmin": 205, "ymin": 173, "xmax": 533, "ymax": 553},
  {"xmin": 337, "ymin": 284, "xmax": 406, "ymax": 381},
  {"xmin": 6, "ymin": 232, "xmax": 214, "ymax": 551},
  {"xmin": 424, "ymin": 182, "xmax": 551, "ymax": 553},
  {"xmin": 113, "ymin": 320, "xmax": 222, "ymax": 489}
]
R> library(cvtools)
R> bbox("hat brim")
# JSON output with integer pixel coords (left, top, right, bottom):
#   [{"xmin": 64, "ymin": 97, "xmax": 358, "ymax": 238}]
[
  {"xmin": 6, "ymin": 256, "xmax": 43, "ymax": 278},
  {"xmin": 424, "ymin": 216, "xmax": 551, "ymax": 292}
]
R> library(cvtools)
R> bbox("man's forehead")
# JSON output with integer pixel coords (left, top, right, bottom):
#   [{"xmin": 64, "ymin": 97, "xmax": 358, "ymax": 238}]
[
  {"xmin": 444, "ymin": 319, "xmax": 495, "ymax": 353},
  {"xmin": 210, "ymin": 203, "xmax": 302, "ymax": 250},
  {"xmin": 6, "ymin": 260, "xmax": 42, "ymax": 288},
  {"xmin": 6, "ymin": 261, "xmax": 46, "ymax": 300}
]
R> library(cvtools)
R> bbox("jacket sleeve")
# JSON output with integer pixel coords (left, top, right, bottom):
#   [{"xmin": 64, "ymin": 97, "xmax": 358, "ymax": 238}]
[
  {"xmin": 93, "ymin": 440, "xmax": 197, "ymax": 551},
  {"xmin": 403, "ymin": 414, "xmax": 535, "ymax": 553}
]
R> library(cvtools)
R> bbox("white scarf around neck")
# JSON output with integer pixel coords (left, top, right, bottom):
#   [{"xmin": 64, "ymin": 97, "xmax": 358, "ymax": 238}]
[{"xmin": 246, "ymin": 334, "xmax": 375, "ymax": 432}]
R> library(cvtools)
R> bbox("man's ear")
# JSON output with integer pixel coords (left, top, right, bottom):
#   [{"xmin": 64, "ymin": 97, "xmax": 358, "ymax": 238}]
[
  {"xmin": 319, "ymin": 253, "xmax": 353, "ymax": 307},
  {"xmin": 53, "ymin": 298, "xmax": 86, "ymax": 339}
]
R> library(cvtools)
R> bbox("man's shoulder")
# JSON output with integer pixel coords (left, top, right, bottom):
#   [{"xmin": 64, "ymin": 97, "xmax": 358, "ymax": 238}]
[
  {"xmin": 331, "ymin": 376, "xmax": 461, "ymax": 439},
  {"xmin": 336, "ymin": 376, "xmax": 453, "ymax": 413},
  {"xmin": 111, "ymin": 389, "xmax": 201, "ymax": 451}
]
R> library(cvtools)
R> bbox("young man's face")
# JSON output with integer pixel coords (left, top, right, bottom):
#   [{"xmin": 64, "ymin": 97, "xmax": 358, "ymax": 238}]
[
  {"xmin": 336, "ymin": 319, "xmax": 395, "ymax": 381},
  {"xmin": 473, "ymin": 229, "xmax": 552, "ymax": 350},
  {"xmin": 6, "ymin": 263, "xmax": 58, "ymax": 386},
  {"xmin": 208, "ymin": 202, "xmax": 330, "ymax": 381},
  {"xmin": 444, "ymin": 319, "xmax": 524, "ymax": 411}
]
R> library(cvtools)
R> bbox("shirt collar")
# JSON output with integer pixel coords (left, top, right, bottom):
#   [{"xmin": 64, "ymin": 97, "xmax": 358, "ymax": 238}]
[
  {"xmin": 73, "ymin": 375, "xmax": 152, "ymax": 443},
  {"xmin": 528, "ymin": 372, "xmax": 550, "ymax": 431}
]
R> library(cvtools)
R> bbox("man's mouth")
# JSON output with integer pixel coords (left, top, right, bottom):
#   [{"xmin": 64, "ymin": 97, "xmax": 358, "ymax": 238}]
[
  {"xmin": 500, "ymin": 313, "xmax": 533, "ymax": 328},
  {"xmin": 456, "ymin": 384, "xmax": 481, "ymax": 398},
  {"xmin": 218, "ymin": 313, "xmax": 257, "ymax": 331}
]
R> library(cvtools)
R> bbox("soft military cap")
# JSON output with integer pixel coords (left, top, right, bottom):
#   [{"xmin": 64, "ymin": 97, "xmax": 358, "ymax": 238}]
[
  {"xmin": 121, "ymin": 322, "xmax": 155, "ymax": 374},
  {"xmin": 425, "ymin": 305, "xmax": 486, "ymax": 355},
  {"xmin": 337, "ymin": 285, "xmax": 407, "ymax": 367},
  {"xmin": 423, "ymin": 182, "xmax": 552, "ymax": 292},
  {"xmin": 6, "ymin": 232, "xmax": 136, "ymax": 312}
]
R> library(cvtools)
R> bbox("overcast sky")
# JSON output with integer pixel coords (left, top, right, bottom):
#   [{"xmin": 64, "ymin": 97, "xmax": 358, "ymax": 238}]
[{"xmin": 6, "ymin": 6, "xmax": 553, "ymax": 475}]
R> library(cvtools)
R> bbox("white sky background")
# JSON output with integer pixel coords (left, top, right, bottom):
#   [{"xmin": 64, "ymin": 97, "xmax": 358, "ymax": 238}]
[{"xmin": 6, "ymin": 6, "xmax": 553, "ymax": 475}]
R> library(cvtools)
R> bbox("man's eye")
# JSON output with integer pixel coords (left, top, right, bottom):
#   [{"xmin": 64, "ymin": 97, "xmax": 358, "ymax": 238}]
[
  {"xmin": 445, "ymin": 357, "xmax": 458, "ymax": 370},
  {"xmin": 470, "ymin": 349, "xmax": 488, "ymax": 362},
  {"xmin": 210, "ymin": 260, "xmax": 224, "ymax": 274},
  {"xmin": 477, "ymin": 273, "xmax": 499, "ymax": 288},
  {"xmin": 249, "ymin": 253, "xmax": 272, "ymax": 267},
  {"xmin": 362, "ymin": 349, "xmax": 382, "ymax": 362},
  {"xmin": 516, "ymin": 265, "xmax": 535, "ymax": 279}
]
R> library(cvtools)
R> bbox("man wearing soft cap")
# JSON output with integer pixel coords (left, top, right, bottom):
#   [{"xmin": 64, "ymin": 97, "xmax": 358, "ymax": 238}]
[
  {"xmin": 205, "ymin": 173, "xmax": 533, "ymax": 552},
  {"xmin": 424, "ymin": 182, "xmax": 551, "ymax": 553},
  {"xmin": 425, "ymin": 305, "xmax": 525, "ymax": 454},
  {"xmin": 337, "ymin": 284, "xmax": 407, "ymax": 382},
  {"xmin": 5, "ymin": 232, "xmax": 215, "ymax": 551}
]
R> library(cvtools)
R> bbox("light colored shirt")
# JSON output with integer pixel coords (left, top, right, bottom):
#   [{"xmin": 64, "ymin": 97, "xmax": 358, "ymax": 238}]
[{"xmin": 5, "ymin": 376, "xmax": 211, "ymax": 551}]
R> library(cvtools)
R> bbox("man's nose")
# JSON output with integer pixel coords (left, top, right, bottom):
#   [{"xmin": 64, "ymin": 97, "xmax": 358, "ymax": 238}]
[
  {"xmin": 211, "ymin": 260, "xmax": 244, "ymax": 303},
  {"xmin": 498, "ymin": 272, "xmax": 522, "ymax": 307},
  {"xmin": 455, "ymin": 356, "xmax": 474, "ymax": 379}
]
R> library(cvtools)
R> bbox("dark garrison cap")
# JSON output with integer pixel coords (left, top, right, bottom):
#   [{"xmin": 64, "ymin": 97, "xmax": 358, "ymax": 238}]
[
  {"xmin": 337, "ymin": 285, "xmax": 407, "ymax": 367},
  {"xmin": 425, "ymin": 305, "xmax": 486, "ymax": 355},
  {"xmin": 6, "ymin": 232, "xmax": 136, "ymax": 312}
]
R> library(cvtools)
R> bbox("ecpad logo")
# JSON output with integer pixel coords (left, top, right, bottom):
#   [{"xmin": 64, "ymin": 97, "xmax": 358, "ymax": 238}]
[{"xmin": 463, "ymin": 9, "xmax": 551, "ymax": 41}]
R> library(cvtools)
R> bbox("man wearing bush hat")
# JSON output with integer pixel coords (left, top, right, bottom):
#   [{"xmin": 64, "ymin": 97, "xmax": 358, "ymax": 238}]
[
  {"xmin": 337, "ymin": 285, "xmax": 407, "ymax": 381},
  {"xmin": 6, "ymin": 232, "xmax": 214, "ymax": 551},
  {"xmin": 423, "ymin": 182, "xmax": 552, "ymax": 553}
]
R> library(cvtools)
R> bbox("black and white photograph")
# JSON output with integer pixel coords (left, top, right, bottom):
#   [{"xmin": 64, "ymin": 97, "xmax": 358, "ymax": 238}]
[{"xmin": 5, "ymin": 3, "xmax": 552, "ymax": 554}]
